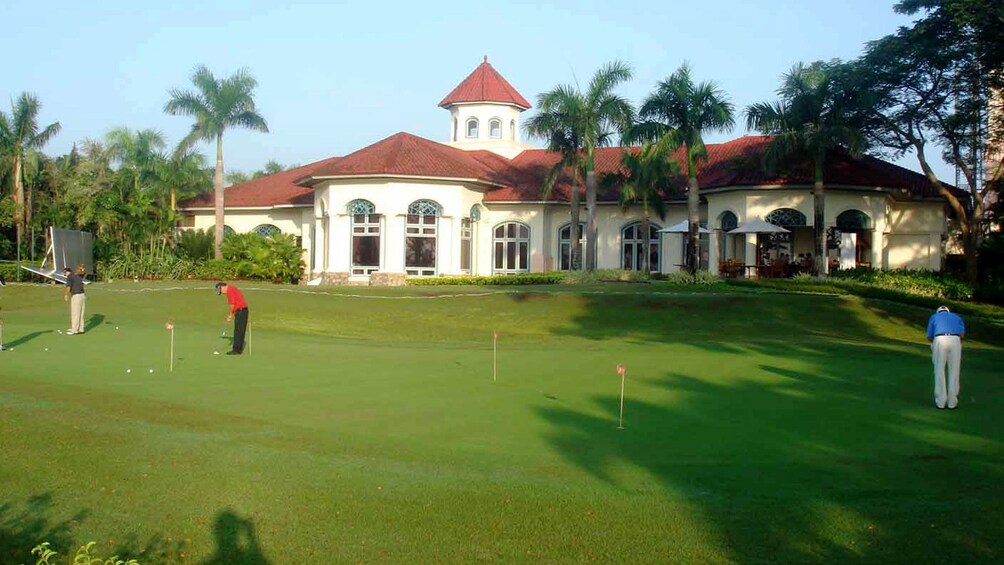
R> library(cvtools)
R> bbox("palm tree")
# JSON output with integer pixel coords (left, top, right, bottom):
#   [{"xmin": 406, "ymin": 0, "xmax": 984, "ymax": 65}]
[
  {"xmin": 105, "ymin": 127, "xmax": 167, "ymax": 201},
  {"xmin": 524, "ymin": 61, "xmax": 634, "ymax": 271},
  {"xmin": 602, "ymin": 144, "xmax": 677, "ymax": 272},
  {"xmin": 628, "ymin": 63, "xmax": 734, "ymax": 273},
  {"xmin": 745, "ymin": 61, "xmax": 864, "ymax": 277},
  {"xmin": 164, "ymin": 65, "xmax": 269, "ymax": 258},
  {"xmin": 0, "ymin": 93, "xmax": 61, "ymax": 259}
]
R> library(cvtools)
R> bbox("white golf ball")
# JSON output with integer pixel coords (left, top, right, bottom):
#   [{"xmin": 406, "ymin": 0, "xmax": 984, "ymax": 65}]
[
  {"xmin": 126, "ymin": 369, "xmax": 131, "ymax": 373},
  {"xmin": 44, "ymin": 348, "xmax": 48, "ymax": 351},
  {"xmin": 213, "ymin": 351, "xmax": 220, "ymax": 355},
  {"xmin": 57, "ymin": 330, "xmax": 62, "ymax": 334},
  {"xmin": 149, "ymin": 369, "xmax": 154, "ymax": 373},
  {"xmin": 116, "ymin": 326, "xmax": 120, "ymax": 330}
]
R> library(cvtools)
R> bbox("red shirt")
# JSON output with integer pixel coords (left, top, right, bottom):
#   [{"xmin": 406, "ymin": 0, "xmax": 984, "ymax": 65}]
[{"xmin": 226, "ymin": 285, "xmax": 248, "ymax": 313}]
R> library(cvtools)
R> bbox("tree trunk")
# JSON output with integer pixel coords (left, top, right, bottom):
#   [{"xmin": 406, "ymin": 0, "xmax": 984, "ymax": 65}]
[
  {"xmin": 813, "ymin": 159, "xmax": 826, "ymax": 278},
  {"xmin": 911, "ymin": 140, "xmax": 980, "ymax": 284},
  {"xmin": 13, "ymin": 153, "xmax": 24, "ymax": 261},
  {"xmin": 214, "ymin": 134, "xmax": 225, "ymax": 260},
  {"xmin": 687, "ymin": 174, "xmax": 700, "ymax": 274},
  {"xmin": 569, "ymin": 184, "xmax": 582, "ymax": 271},
  {"xmin": 585, "ymin": 169, "xmax": 597, "ymax": 272}
]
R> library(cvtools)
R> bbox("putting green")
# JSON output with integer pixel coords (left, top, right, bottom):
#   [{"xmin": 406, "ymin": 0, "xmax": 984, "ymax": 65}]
[{"xmin": 1, "ymin": 281, "xmax": 1001, "ymax": 563}]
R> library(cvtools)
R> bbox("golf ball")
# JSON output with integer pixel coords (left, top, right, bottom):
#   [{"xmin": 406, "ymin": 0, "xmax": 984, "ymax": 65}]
[
  {"xmin": 126, "ymin": 369, "xmax": 131, "ymax": 373},
  {"xmin": 57, "ymin": 330, "xmax": 62, "ymax": 334},
  {"xmin": 149, "ymin": 369, "xmax": 154, "ymax": 373},
  {"xmin": 116, "ymin": 326, "xmax": 120, "ymax": 330},
  {"xmin": 44, "ymin": 348, "xmax": 48, "ymax": 351},
  {"xmin": 213, "ymin": 351, "xmax": 220, "ymax": 355}
]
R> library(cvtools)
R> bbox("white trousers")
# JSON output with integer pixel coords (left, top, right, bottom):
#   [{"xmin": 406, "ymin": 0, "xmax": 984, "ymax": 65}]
[
  {"xmin": 70, "ymin": 293, "xmax": 86, "ymax": 334},
  {"xmin": 931, "ymin": 335, "xmax": 961, "ymax": 408}
]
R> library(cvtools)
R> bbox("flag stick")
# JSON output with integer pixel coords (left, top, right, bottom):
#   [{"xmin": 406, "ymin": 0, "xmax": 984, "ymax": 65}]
[
  {"xmin": 617, "ymin": 365, "xmax": 626, "ymax": 429},
  {"xmin": 247, "ymin": 317, "xmax": 252, "ymax": 356},
  {"xmin": 492, "ymin": 330, "xmax": 497, "ymax": 382},
  {"xmin": 170, "ymin": 327, "xmax": 175, "ymax": 372}
]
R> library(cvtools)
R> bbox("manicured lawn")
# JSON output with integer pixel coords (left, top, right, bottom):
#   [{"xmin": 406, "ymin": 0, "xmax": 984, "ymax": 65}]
[{"xmin": 1, "ymin": 281, "xmax": 1001, "ymax": 563}]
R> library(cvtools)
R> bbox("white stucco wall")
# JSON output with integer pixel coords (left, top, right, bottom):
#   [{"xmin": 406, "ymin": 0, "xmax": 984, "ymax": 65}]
[
  {"xmin": 443, "ymin": 102, "xmax": 529, "ymax": 158},
  {"xmin": 184, "ymin": 182, "xmax": 950, "ymax": 281}
]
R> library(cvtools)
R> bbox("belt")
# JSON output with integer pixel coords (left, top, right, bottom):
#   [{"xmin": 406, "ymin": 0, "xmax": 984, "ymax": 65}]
[{"xmin": 936, "ymin": 333, "xmax": 959, "ymax": 337}]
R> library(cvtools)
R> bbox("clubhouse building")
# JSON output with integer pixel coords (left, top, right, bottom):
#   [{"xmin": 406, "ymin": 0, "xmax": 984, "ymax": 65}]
[{"xmin": 179, "ymin": 58, "xmax": 956, "ymax": 284}]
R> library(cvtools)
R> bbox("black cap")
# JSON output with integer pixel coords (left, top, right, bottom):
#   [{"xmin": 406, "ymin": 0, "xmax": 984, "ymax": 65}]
[
  {"xmin": 215, "ymin": 281, "xmax": 225, "ymax": 295},
  {"xmin": 63, "ymin": 267, "xmax": 72, "ymax": 274}
]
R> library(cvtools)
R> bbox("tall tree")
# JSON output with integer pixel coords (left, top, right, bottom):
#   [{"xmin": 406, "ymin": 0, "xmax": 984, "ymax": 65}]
[
  {"xmin": 851, "ymin": 0, "xmax": 1004, "ymax": 282},
  {"xmin": 745, "ymin": 61, "xmax": 864, "ymax": 277},
  {"xmin": 628, "ymin": 63, "xmax": 734, "ymax": 273},
  {"xmin": 602, "ymin": 144, "xmax": 676, "ymax": 272},
  {"xmin": 524, "ymin": 61, "xmax": 634, "ymax": 271},
  {"xmin": 0, "ymin": 93, "xmax": 61, "ymax": 259},
  {"xmin": 164, "ymin": 65, "xmax": 269, "ymax": 258}
]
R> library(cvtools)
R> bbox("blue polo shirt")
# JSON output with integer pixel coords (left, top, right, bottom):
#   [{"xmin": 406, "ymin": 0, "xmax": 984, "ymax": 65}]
[{"xmin": 926, "ymin": 311, "xmax": 965, "ymax": 339}]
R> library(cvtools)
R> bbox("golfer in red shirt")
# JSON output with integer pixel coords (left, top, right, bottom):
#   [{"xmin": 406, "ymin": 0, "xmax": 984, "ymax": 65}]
[{"xmin": 215, "ymin": 282, "xmax": 249, "ymax": 355}]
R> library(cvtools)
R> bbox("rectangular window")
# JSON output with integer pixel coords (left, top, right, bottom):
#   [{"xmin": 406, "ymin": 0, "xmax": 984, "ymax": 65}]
[
  {"xmin": 461, "ymin": 219, "xmax": 472, "ymax": 273},
  {"xmin": 406, "ymin": 237, "xmax": 436, "ymax": 269}
]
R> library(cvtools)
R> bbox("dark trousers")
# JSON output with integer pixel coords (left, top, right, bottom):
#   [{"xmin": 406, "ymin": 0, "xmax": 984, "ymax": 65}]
[{"xmin": 232, "ymin": 308, "xmax": 249, "ymax": 353}]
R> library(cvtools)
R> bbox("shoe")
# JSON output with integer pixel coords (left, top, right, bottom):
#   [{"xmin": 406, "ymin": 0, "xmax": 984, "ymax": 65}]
[
  {"xmin": 935, "ymin": 404, "xmax": 946, "ymax": 409},
  {"xmin": 66, "ymin": 329, "xmax": 75, "ymax": 335},
  {"xmin": 226, "ymin": 350, "xmax": 241, "ymax": 355}
]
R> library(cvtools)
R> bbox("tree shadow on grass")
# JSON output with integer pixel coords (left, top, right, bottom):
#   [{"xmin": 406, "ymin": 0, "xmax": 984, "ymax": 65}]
[
  {"xmin": 0, "ymin": 493, "xmax": 88, "ymax": 564},
  {"xmin": 535, "ymin": 336, "xmax": 1002, "ymax": 562}
]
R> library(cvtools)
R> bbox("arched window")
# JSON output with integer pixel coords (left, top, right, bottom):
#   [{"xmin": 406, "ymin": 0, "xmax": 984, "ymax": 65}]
[
  {"xmin": 622, "ymin": 222, "xmax": 662, "ymax": 272},
  {"xmin": 493, "ymin": 222, "xmax": 530, "ymax": 274},
  {"xmin": 222, "ymin": 225, "xmax": 235, "ymax": 237},
  {"xmin": 836, "ymin": 209, "xmax": 871, "ymax": 231},
  {"xmin": 718, "ymin": 211, "xmax": 739, "ymax": 260},
  {"xmin": 510, "ymin": 120, "xmax": 516, "ymax": 141},
  {"xmin": 720, "ymin": 211, "xmax": 738, "ymax": 231},
  {"xmin": 406, "ymin": 200, "xmax": 441, "ymax": 276},
  {"xmin": 466, "ymin": 118, "xmax": 479, "ymax": 139},
  {"xmin": 469, "ymin": 204, "xmax": 482, "ymax": 222},
  {"xmin": 348, "ymin": 199, "xmax": 381, "ymax": 275},
  {"xmin": 765, "ymin": 208, "xmax": 807, "ymax": 227},
  {"xmin": 452, "ymin": 118, "xmax": 458, "ymax": 142},
  {"xmin": 489, "ymin": 118, "xmax": 502, "ymax": 139},
  {"xmin": 558, "ymin": 222, "xmax": 586, "ymax": 271},
  {"xmin": 252, "ymin": 224, "xmax": 281, "ymax": 237}
]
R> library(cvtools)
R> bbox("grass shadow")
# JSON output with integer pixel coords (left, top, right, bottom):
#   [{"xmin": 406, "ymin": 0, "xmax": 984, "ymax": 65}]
[
  {"xmin": 3, "ymin": 329, "xmax": 53, "ymax": 348},
  {"xmin": 535, "ymin": 334, "xmax": 1002, "ymax": 562},
  {"xmin": 200, "ymin": 509, "xmax": 271, "ymax": 565},
  {"xmin": 85, "ymin": 313, "xmax": 105, "ymax": 332},
  {"xmin": 0, "ymin": 493, "xmax": 89, "ymax": 564}
]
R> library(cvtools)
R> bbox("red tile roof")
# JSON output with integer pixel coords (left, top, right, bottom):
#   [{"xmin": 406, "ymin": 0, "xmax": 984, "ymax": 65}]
[
  {"xmin": 305, "ymin": 132, "xmax": 513, "ymax": 185},
  {"xmin": 182, "ymin": 134, "xmax": 957, "ymax": 209},
  {"xmin": 178, "ymin": 156, "xmax": 342, "ymax": 209},
  {"xmin": 438, "ymin": 57, "xmax": 531, "ymax": 110},
  {"xmin": 484, "ymin": 136, "xmax": 960, "ymax": 202}
]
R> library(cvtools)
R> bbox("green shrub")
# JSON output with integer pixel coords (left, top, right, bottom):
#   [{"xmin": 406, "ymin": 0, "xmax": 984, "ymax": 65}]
[
  {"xmin": 829, "ymin": 267, "xmax": 973, "ymax": 300},
  {"xmin": 97, "ymin": 250, "xmax": 198, "ymax": 280},
  {"xmin": 195, "ymin": 258, "xmax": 239, "ymax": 280},
  {"xmin": 221, "ymin": 233, "xmax": 304, "ymax": 283},
  {"xmin": 32, "ymin": 541, "xmax": 139, "ymax": 565},
  {"xmin": 175, "ymin": 229, "xmax": 214, "ymax": 260},
  {"xmin": 408, "ymin": 272, "xmax": 565, "ymax": 286},
  {"xmin": 660, "ymin": 270, "xmax": 723, "ymax": 286},
  {"xmin": 561, "ymin": 269, "xmax": 652, "ymax": 284},
  {"xmin": 0, "ymin": 260, "xmax": 21, "ymax": 282}
]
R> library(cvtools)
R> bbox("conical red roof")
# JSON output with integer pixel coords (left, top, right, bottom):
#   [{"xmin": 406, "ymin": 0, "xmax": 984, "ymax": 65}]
[{"xmin": 438, "ymin": 57, "xmax": 531, "ymax": 110}]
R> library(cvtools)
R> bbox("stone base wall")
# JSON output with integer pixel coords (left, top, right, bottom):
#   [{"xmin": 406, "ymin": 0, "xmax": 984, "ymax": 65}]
[
  {"xmin": 320, "ymin": 272, "xmax": 350, "ymax": 286},
  {"xmin": 369, "ymin": 272, "xmax": 407, "ymax": 287}
]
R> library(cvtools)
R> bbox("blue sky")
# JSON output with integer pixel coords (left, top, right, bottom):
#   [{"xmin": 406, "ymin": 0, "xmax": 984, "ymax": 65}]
[{"xmin": 3, "ymin": 0, "xmax": 954, "ymax": 182}]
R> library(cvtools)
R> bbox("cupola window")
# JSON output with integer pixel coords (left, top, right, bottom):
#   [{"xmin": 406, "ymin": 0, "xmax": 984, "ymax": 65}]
[{"xmin": 466, "ymin": 118, "xmax": 479, "ymax": 138}]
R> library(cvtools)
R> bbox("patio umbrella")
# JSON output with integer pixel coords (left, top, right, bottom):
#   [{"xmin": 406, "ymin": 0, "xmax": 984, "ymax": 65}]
[
  {"xmin": 657, "ymin": 220, "xmax": 711, "ymax": 234},
  {"xmin": 727, "ymin": 217, "xmax": 790, "ymax": 234}
]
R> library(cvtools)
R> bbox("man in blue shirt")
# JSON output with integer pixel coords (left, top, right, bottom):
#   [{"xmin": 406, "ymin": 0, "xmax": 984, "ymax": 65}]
[{"xmin": 926, "ymin": 305, "xmax": 966, "ymax": 409}]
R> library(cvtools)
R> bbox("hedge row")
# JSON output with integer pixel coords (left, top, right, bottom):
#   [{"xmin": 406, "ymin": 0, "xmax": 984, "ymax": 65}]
[
  {"xmin": 407, "ymin": 273, "xmax": 565, "ymax": 286},
  {"xmin": 829, "ymin": 267, "xmax": 973, "ymax": 300}
]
